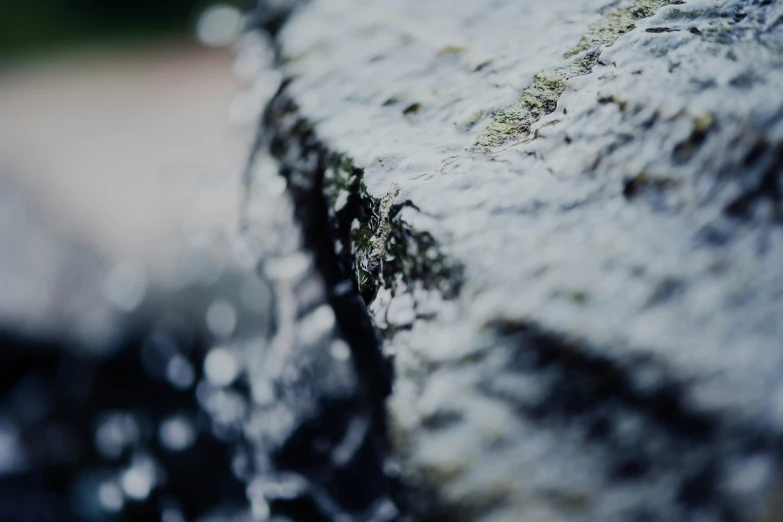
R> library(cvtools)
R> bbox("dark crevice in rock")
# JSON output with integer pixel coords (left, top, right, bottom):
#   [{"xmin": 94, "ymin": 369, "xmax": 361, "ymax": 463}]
[
  {"xmin": 263, "ymin": 87, "xmax": 393, "ymax": 401},
  {"xmin": 324, "ymin": 160, "xmax": 463, "ymax": 310},
  {"xmin": 259, "ymin": 75, "xmax": 463, "ymax": 518},
  {"xmin": 487, "ymin": 320, "xmax": 716, "ymax": 438},
  {"xmin": 271, "ymin": 400, "xmax": 391, "ymax": 520},
  {"xmin": 259, "ymin": 87, "xmax": 410, "ymax": 520},
  {"xmin": 673, "ymin": 115, "xmax": 715, "ymax": 163},
  {"xmin": 724, "ymin": 139, "xmax": 783, "ymax": 223},
  {"xmin": 622, "ymin": 172, "xmax": 682, "ymax": 200}
]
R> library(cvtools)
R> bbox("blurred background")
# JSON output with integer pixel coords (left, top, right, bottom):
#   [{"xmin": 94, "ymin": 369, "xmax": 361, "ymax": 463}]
[
  {"xmin": 1, "ymin": 1, "xmax": 246, "ymax": 57},
  {"xmin": 0, "ymin": 2, "xmax": 276, "ymax": 521},
  {"xmin": 0, "ymin": 1, "xmax": 252, "ymax": 268}
]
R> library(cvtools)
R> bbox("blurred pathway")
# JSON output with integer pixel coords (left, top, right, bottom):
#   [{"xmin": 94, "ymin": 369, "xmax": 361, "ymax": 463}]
[
  {"xmin": 0, "ymin": 42, "xmax": 269, "ymax": 348},
  {"xmin": 0, "ymin": 44, "xmax": 247, "ymax": 270}
]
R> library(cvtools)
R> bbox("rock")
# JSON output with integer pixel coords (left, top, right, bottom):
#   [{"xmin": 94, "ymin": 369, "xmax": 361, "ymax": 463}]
[{"xmin": 250, "ymin": 0, "xmax": 783, "ymax": 520}]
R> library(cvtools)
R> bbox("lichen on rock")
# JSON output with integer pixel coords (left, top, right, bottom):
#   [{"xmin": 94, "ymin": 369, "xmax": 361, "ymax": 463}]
[
  {"xmin": 477, "ymin": 0, "xmax": 676, "ymax": 149},
  {"xmin": 322, "ymin": 153, "xmax": 461, "ymax": 310}
]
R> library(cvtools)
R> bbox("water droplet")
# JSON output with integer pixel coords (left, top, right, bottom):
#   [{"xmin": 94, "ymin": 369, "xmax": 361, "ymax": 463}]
[
  {"xmin": 161, "ymin": 507, "xmax": 186, "ymax": 522},
  {"xmin": 251, "ymin": 380, "xmax": 274, "ymax": 405},
  {"xmin": 331, "ymin": 416, "xmax": 368, "ymax": 466},
  {"xmin": 298, "ymin": 305, "xmax": 335, "ymax": 346},
  {"xmin": 241, "ymin": 280, "xmax": 270, "ymax": 314},
  {"xmin": 263, "ymin": 253, "xmax": 310, "ymax": 281},
  {"xmin": 197, "ymin": 383, "xmax": 247, "ymax": 434},
  {"xmin": 196, "ymin": 4, "xmax": 243, "ymax": 47},
  {"xmin": 95, "ymin": 413, "xmax": 139, "ymax": 459},
  {"xmin": 0, "ymin": 419, "xmax": 24, "ymax": 474},
  {"xmin": 330, "ymin": 340, "xmax": 351, "ymax": 361},
  {"xmin": 103, "ymin": 262, "xmax": 146, "ymax": 312},
  {"xmin": 266, "ymin": 176, "xmax": 287, "ymax": 197},
  {"xmin": 206, "ymin": 300, "xmax": 237, "ymax": 338},
  {"xmin": 247, "ymin": 473, "xmax": 307, "ymax": 501},
  {"xmin": 120, "ymin": 456, "xmax": 156, "ymax": 500},
  {"xmin": 251, "ymin": 497, "xmax": 270, "ymax": 520},
  {"xmin": 159, "ymin": 416, "xmax": 196, "ymax": 452},
  {"xmin": 369, "ymin": 498, "xmax": 399, "ymax": 522},
  {"xmin": 332, "ymin": 280, "xmax": 353, "ymax": 296},
  {"xmin": 204, "ymin": 347, "xmax": 240, "ymax": 387},
  {"xmin": 725, "ymin": 456, "xmax": 773, "ymax": 496},
  {"xmin": 166, "ymin": 355, "xmax": 195, "ymax": 390},
  {"xmin": 98, "ymin": 481, "xmax": 124, "ymax": 512}
]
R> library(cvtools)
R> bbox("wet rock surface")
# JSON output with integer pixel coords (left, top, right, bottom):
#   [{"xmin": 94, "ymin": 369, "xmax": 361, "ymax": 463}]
[{"xmin": 249, "ymin": 0, "xmax": 783, "ymax": 520}]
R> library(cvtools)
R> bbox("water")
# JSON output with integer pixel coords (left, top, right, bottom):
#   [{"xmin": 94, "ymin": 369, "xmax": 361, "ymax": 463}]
[{"xmin": 0, "ymin": 15, "xmax": 400, "ymax": 521}]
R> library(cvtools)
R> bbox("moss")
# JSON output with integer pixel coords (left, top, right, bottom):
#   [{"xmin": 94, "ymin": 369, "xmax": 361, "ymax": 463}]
[
  {"xmin": 264, "ymin": 93, "xmax": 461, "ymax": 335},
  {"xmin": 323, "ymin": 154, "xmax": 362, "ymax": 209},
  {"xmin": 476, "ymin": 0, "xmax": 674, "ymax": 149},
  {"xmin": 324, "ymin": 155, "xmax": 463, "ymax": 309},
  {"xmin": 570, "ymin": 50, "xmax": 601, "ymax": 74},
  {"xmin": 476, "ymin": 70, "xmax": 568, "ymax": 149},
  {"xmin": 566, "ymin": 0, "xmax": 670, "ymax": 57}
]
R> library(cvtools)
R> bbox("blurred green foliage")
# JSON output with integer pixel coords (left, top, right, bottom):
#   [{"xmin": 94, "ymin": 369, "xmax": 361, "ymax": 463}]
[{"xmin": 0, "ymin": 0, "xmax": 248, "ymax": 57}]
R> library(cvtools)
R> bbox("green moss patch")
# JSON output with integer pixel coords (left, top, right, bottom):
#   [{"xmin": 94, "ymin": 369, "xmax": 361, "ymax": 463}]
[
  {"xmin": 324, "ymin": 156, "xmax": 462, "ymax": 311},
  {"xmin": 476, "ymin": 0, "xmax": 674, "ymax": 149}
]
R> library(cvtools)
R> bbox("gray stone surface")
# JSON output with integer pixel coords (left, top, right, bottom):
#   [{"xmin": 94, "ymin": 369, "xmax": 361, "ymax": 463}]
[{"xmin": 252, "ymin": 0, "xmax": 783, "ymax": 520}]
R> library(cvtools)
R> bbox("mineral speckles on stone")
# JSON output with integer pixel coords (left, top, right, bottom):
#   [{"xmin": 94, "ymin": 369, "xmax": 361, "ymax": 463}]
[{"xmin": 477, "ymin": 0, "xmax": 676, "ymax": 149}]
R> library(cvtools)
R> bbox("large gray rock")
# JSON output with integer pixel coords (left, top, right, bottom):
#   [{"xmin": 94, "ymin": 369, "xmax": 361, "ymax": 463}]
[{"xmin": 252, "ymin": 0, "xmax": 783, "ymax": 520}]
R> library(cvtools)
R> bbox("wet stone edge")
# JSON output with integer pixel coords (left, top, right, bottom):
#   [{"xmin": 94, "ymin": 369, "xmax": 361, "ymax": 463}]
[{"xmin": 258, "ymin": 84, "xmax": 442, "ymax": 520}]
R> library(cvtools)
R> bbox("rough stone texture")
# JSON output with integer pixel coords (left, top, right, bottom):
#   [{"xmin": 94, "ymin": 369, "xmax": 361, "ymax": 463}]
[{"xmin": 251, "ymin": 0, "xmax": 783, "ymax": 520}]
